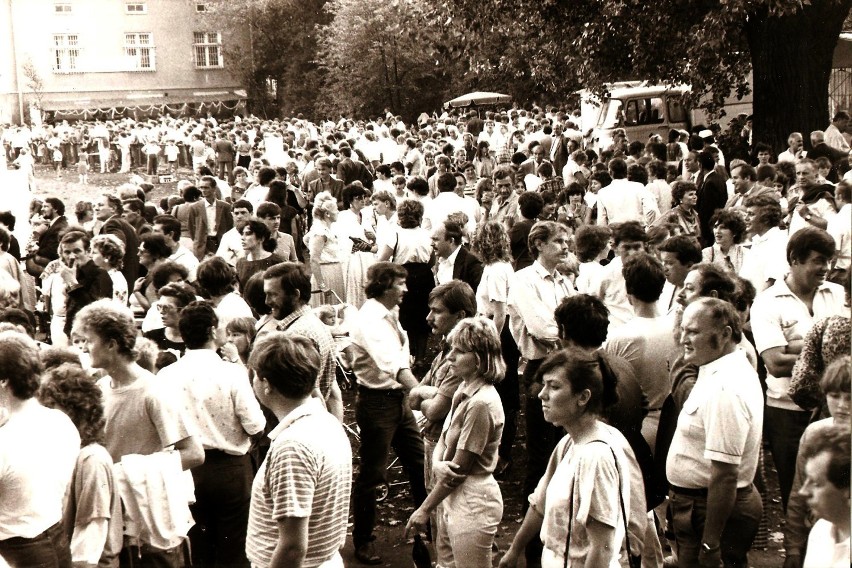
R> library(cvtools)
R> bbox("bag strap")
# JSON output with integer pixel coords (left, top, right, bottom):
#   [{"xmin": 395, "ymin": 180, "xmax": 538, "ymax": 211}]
[{"xmin": 563, "ymin": 439, "xmax": 637, "ymax": 568}]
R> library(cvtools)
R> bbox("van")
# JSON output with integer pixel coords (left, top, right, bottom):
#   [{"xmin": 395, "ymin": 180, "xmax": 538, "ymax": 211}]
[{"xmin": 581, "ymin": 81, "xmax": 752, "ymax": 154}]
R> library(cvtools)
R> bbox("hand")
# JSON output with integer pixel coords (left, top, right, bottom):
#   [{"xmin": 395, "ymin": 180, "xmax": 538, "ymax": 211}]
[
  {"xmin": 60, "ymin": 265, "xmax": 78, "ymax": 287},
  {"xmin": 133, "ymin": 277, "xmax": 147, "ymax": 292},
  {"xmin": 220, "ymin": 342, "xmax": 240, "ymax": 363},
  {"xmin": 433, "ymin": 460, "xmax": 464, "ymax": 488},
  {"xmin": 403, "ymin": 507, "xmax": 430, "ymax": 539},
  {"xmin": 416, "ymin": 386, "xmax": 438, "ymax": 400},
  {"xmin": 698, "ymin": 545, "xmax": 722, "ymax": 568},
  {"xmin": 786, "ymin": 339, "xmax": 804, "ymax": 355},
  {"xmin": 497, "ymin": 548, "xmax": 521, "ymax": 568}
]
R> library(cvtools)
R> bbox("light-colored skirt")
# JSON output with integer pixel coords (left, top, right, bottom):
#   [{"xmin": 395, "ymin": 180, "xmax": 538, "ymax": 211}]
[
  {"xmin": 310, "ymin": 262, "xmax": 346, "ymax": 307},
  {"xmin": 344, "ymin": 251, "xmax": 375, "ymax": 308}
]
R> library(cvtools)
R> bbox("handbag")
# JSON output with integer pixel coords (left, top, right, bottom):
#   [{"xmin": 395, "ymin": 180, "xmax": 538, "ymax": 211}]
[{"xmin": 563, "ymin": 440, "xmax": 639, "ymax": 568}]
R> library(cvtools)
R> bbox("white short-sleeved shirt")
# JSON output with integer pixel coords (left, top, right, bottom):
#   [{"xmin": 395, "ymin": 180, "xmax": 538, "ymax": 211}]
[
  {"xmin": 476, "ymin": 261, "xmax": 514, "ymax": 318},
  {"xmin": 751, "ymin": 279, "xmax": 846, "ymax": 410},
  {"xmin": 741, "ymin": 227, "xmax": 789, "ymax": 292},
  {"xmin": 666, "ymin": 350, "xmax": 764, "ymax": 488},
  {"xmin": 803, "ymin": 519, "xmax": 850, "ymax": 568}
]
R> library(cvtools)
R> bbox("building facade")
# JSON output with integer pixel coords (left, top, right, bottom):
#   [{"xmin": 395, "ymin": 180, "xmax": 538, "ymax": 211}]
[{"xmin": 0, "ymin": 0, "xmax": 247, "ymax": 124}]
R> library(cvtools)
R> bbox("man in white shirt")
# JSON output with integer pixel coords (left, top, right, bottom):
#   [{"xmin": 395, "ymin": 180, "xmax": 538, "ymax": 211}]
[
  {"xmin": 607, "ymin": 253, "xmax": 677, "ymax": 453},
  {"xmin": 827, "ymin": 180, "xmax": 850, "ymax": 283},
  {"xmin": 431, "ymin": 220, "xmax": 483, "ymax": 290},
  {"xmin": 597, "ymin": 158, "xmax": 658, "ymax": 226},
  {"xmin": 349, "ymin": 262, "xmax": 426, "ymax": 565},
  {"xmin": 667, "ymin": 298, "xmax": 764, "ymax": 568},
  {"xmin": 593, "ymin": 221, "xmax": 648, "ymax": 329},
  {"xmin": 824, "ymin": 111, "xmax": 850, "ymax": 152},
  {"xmin": 153, "ymin": 214, "xmax": 199, "ymax": 282},
  {"xmin": 215, "ymin": 199, "xmax": 252, "ymax": 267},
  {"xmin": 751, "ymin": 227, "xmax": 846, "ymax": 510},
  {"xmin": 741, "ymin": 196, "xmax": 789, "ymax": 292},
  {"xmin": 777, "ymin": 132, "xmax": 805, "ymax": 163},
  {"xmin": 423, "ymin": 172, "xmax": 478, "ymax": 235},
  {"xmin": 159, "ymin": 301, "xmax": 265, "ymax": 567}
]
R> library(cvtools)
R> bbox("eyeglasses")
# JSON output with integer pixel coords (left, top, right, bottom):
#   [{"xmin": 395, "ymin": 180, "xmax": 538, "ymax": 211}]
[{"xmin": 156, "ymin": 303, "xmax": 178, "ymax": 314}]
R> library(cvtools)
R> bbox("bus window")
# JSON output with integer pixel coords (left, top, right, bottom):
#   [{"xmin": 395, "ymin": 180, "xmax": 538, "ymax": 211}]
[
  {"xmin": 624, "ymin": 100, "xmax": 640, "ymax": 125},
  {"xmin": 650, "ymin": 97, "xmax": 664, "ymax": 123},
  {"xmin": 667, "ymin": 96, "xmax": 687, "ymax": 123}
]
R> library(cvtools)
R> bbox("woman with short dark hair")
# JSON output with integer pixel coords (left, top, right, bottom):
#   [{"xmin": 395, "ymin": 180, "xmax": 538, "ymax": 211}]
[
  {"xmin": 701, "ymin": 209, "xmax": 750, "ymax": 273},
  {"xmin": 236, "ymin": 220, "xmax": 284, "ymax": 294}
]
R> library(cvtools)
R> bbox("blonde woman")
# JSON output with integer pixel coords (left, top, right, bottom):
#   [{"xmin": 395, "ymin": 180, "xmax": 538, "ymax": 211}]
[{"xmin": 305, "ymin": 191, "xmax": 345, "ymax": 307}]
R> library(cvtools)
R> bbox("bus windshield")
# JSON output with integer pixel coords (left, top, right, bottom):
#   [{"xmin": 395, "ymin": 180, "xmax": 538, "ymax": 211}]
[{"xmin": 598, "ymin": 99, "xmax": 623, "ymax": 129}]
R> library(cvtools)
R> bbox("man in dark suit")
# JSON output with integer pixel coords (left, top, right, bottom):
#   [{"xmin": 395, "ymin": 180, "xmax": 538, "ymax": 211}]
[
  {"xmin": 336, "ymin": 145, "xmax": 373, "ymax": 189},
  {"xmin": 26, "ymin": 197, "xmax": 68, "ymax": 277},
  {"xmin": 94, "ymin": 193, "xmax": 139, "ymax": 286},
  {"xmin": 549, "ymin": 122, "xmax": 571, "ymax": 177},
  {"xmin": 518, "ymin": 141, "xmax": 551, "ymax": 179},
  {"xmin": 214, "ymin": 131, "xmax": 236, "ymax": 183},
  {"xmin": 188, "ymin": 175, "xmax": 234, "ymax": 260},
  {"xmin": 308, "ymin": 157, "xmax": 345, "ymax": 207},
  {"xmin": 695, "ymin": 150, "xmax": 728, "ymax": 248},
  {"xmin": 431, "ymin": 219, "xmax": 483, "ymax": 291},
  {"xmin": 58, "ymin": 229, "xmax": 112, "ymax": 336}
]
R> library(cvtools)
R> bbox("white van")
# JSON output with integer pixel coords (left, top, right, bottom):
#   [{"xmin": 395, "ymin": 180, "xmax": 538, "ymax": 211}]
[{"xmin": 581, "ymin": 81, "xmax": 753, "ymax": 153}]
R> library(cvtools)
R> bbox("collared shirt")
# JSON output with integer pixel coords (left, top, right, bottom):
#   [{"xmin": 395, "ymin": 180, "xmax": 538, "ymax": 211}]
[
  {"xmin": 508, "ymin": 260, "xmax": 574, "ymax": 360},
  {"xmin": 437, "ymin": 379, "xmax": 504, "ymax": 475},
  {"xmin": 350, "ymin": 299, "xmax": 410, "ymax": 389},
  {"xmin": 157, "ymin": 349, "xmax": 265, "ymax": 455},
  {"xmin": 277, "ymin": 305, "xmax": 337, "ymax": 399},
  {"xmin": 741, "ymin": 227, "xmax": 789, "ymax": 292},
  {"xmin": 204, "ymin": 199, "xmax": 217, "ymax": 236},
  {"xmin": 667, "ymin": 350, "xmax": 764, "ymax": 489},
  {"xmin": 424, "ymin": 192, "xmax": 477, "ymax": 235},
  {"xmin": 701, "ymin": 243, "xmax": 749, "ymax": 275},
  {"xmin": 246, "ymin": 398, "xmax": 351, "ymax": 568},
  {"xmin": 596, "ymin": 179, "xmax": 655, "ymax": 226},
  {"xmin": 169, "ymin": 245, "xmax": 199, "ymax": 282},
  {"xmin": 751, "ymin": 278, "xmax": 846, "ymax": 410},
  {"xmin": 436, "ymin": 245, "xmax": 460, "ymax": 285},
  {"xmin": 593, "ymin": 257, "xmax": 634, "ymax": 330}
]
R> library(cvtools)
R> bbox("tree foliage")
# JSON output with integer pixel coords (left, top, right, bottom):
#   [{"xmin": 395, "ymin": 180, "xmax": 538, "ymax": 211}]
[
  {"xmin": 315, "ymin": 0, "xmax": 453, "ymax": 121},
  {"xmin": 207, "ymin": 0, "xmax": 330, "ymax": 118}
]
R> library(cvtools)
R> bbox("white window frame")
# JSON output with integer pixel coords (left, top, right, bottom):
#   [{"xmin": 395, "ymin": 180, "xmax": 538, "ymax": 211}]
[
  {"xmin": 54, "ymin": 3, "xmax": 72, "ymax": 14},
  {"xmin": 53, "ymin": 33, "xmax": 80, "ymax": 73},
  {"xmin": 125, "ymin": 32, "xmax": 155, "ymax": 71},
  {"xmin": 193, "ymin": 31, "xmax": 223, "ymax": 69},
  {"xmin": 125, "ymin": 2, "xmax": 147, "ymax": 14}
]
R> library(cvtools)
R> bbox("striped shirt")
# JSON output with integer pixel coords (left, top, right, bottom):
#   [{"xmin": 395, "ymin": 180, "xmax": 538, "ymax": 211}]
[{"xmin": 246, "ymin": 399, "xmax": 352, "ymax": 567}]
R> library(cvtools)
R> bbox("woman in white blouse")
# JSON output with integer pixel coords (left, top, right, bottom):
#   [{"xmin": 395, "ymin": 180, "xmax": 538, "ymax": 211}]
[
  {"xmin": 337, "ymin": 184, "xmax": 375, "ymax": 308},
  {"xmin": 701, "ymin": 209, "xmax": 750, "ymax": 275},
  {"xmin": 305, "ymin": 191, "xmax": 345, "ymax": 307},
  {"xmin": 473, "ymin": 221, "xmax": 520, "ymax": 474}
]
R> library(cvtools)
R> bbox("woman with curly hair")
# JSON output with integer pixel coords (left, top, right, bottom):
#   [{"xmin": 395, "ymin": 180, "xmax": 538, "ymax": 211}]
[
  {"xmin": 473, "ymin": 221, "xmax": 520, "ymax": 474},
  {"xmin": 377, "ymin": 199, "xmax": 433, "ymax": 363},
  {"xmin": 660, "ymin": 180, "xmax": 700, "ymax": 240},
  {"xmin": 91, "ymin": 234, "xmax": 128, "ymax": 306},
  {"xmin": 701, "ymin": 209, "xmax": 750, "ymax": 274},
  {"xmin": 38, "ymin": 363, "xmax": 123, "ymax": 568},
  {"xmin": 305, "ymin": 191, "xmax": 345, "ymax": 307}
]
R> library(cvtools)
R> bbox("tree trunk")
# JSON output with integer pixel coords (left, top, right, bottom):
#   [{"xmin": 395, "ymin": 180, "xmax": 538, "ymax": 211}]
[{"xmin": 745, "ymin": 0, "xmax": 852, "ymax": 152}]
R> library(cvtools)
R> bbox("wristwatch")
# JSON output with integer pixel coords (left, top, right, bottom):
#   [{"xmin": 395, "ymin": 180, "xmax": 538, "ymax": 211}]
[
  {"xmin": 805, "ymin": 213, "xmax": 813, "ymax": 222},
  {"xmin": 701, "ymin": 543, "xmax": 720, "ymax": 553}
]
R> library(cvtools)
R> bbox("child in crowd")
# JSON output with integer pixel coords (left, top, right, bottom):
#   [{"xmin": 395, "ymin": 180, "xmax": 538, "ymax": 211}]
[{"xmin": 77, "ymin": 151, "xmax": 89, "ymax": 184}]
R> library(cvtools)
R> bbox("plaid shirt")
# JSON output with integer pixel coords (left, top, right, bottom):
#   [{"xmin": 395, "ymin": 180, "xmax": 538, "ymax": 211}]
[{"xmin": 277, "ymin": 305, "xmax": 337, "ymax": 398}]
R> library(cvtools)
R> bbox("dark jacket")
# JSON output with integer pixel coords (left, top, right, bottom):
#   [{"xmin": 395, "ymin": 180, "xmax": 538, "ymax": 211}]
[
  {"xmin": 696, "ymin": 170, "xmax": 727, "ymax": 247},
  {"xmin": 99, "ymin": 216, "xmax": 140, "ymax": 286},
  {"xmin": 451, "ymin": 245, "xmax": 483, "ymax": 291},
  {"xmin": 336, "ymin": 158, "xmax": 374, "ymax": 189},
  {"xmin": 36, "ymin": 215, "xmax": 68, "ymax": 263},
  {"xmin": 64, "ymin": 260, "xmax": 113, "ymax": 334}
]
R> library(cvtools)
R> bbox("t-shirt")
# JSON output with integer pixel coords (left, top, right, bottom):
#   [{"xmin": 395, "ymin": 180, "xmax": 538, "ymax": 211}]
[
  {"xmin": 97, "ymin": 370, "xmax": 193, "ymax": 463},
  {"xmin": 803, "ymin": 519, "xmax": 850, "ymax": 568},
  {"xmin": 476, "ymin": 261, "xmax": 514, "ymax": 318}
]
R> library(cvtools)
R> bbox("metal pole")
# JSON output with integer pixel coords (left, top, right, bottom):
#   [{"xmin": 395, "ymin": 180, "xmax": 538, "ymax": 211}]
[{"xmin": 8, "ymin": 0, "xmax": 25, "ymax": 124}]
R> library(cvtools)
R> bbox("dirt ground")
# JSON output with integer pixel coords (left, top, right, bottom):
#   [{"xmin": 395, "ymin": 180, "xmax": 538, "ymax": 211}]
[{"xmin": 21, "ymin": 163, "xmax": 789, "ymax": 567}]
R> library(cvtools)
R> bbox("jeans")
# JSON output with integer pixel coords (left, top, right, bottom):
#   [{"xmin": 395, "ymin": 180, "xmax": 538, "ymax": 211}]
[
  {"xmin": 669, "ymin": 484, "xmax": 762, "ymax": 568},
  {"xmin": 188, "ymin": 451, "xmax": 252, "ymax": 568},
  {"xmin": 436, "ymin": 475, "xmax": 502, "ymax": 568},
  {"xmin": 352, "ymin": 387, "xmax": 426, "ymax": 547},
  {"xmin": 119, "ymin": 543, "xmax": 183, "ymax": 568},
  {"xmin": 0, "ymin": 523, "xmax": 71, "ymax": 568},
  {"xmin": 764, "ymin": 406, "xmax": 810, "ymax": 511}
]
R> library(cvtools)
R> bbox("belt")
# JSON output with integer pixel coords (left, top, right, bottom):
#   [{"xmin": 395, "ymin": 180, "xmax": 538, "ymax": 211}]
[
  {"xmin": 0, "ymin": 522, "xmax": 62, "ymax": 546},
  {"xmin": 358, "ymin": 386, "xmax": 404, "ymax": 397},
  {"xmin": 670, "ymin": 484, "xmax": 753, "ymax": 498}
]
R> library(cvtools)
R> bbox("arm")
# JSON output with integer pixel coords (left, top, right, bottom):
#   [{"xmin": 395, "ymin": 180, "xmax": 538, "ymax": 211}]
[
  {"xmin": 308, "ymin": 234, "xmax": 327, "ymax": 290},
  {"xmin": 701, "ymin": 460, "xmax": 739, "ymax": 549},
  {"xmin": 509, "ymin": 275, "xmax": 560, "ymax": 341},
  {"xmin": 71, "ymin": 519, "xmax": 109, "ymax": 568},
  {"xmin": 761, "ymin": 346, "xmax": 799, "ymax": 378},
  {"xmin": 584, "ymin": 517, "xmax": 618, "ymax": 568},
  {"xmin": 498, "ymin": 507, "xmax": 545, "ymax": 567},
  {"xmin": 490, "ymin": 300, "xmax": 507, "ymax": 335},
  {"xmin": 325, "ymin": 378, "xmax": 344, "ymax": 421},
  {"xmin": 396, "ymin": 368, "xmax": 419, "ymax": 392},
  {"xmin": 173, "ymin": 435, "xmax": 205, "ymax": 470},
  {"xmin": 269, "ymin": 516, "xmax": 308, "ymax": 568},
  {"xmin": 404, "ymin": 449, "xmax": 478, "ymax": 537},
  {"xmin": 420, "ymin": 392, "xmax": 452, "ymax": 423},
  {"xmin": 788, "ymin": 321, "xmax": 827, "ymax": 411},
  {"xmin": 377, "ymin": 243, "xmax": 394, "ymax": 262}
]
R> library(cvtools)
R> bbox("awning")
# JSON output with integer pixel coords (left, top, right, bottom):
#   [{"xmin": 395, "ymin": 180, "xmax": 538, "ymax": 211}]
[
  {"xmin": 39, "ymin": 89, "xmax": 246, "ymax": 111},
  {"xmin": 444, "ymin": 91, "xmax": 512, "ymax": 108}
]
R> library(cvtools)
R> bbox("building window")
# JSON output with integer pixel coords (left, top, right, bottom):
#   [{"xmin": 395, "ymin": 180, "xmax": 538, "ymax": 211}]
[
  {"xmin": 195, "ymin": 3, "xmax": 207, "ymax": 12},
  {"xmin": 53, "ymin": 33, "xmax": 80, "ymax": 73},
  {"xmin": 125, "ymin": 2, "xmax": 147, "ymax": 14},
  {"xmin": 193, "ymin": 32, "xmax": 222, "ymax": 68},
  {"xmin": 54, "ymin": 3, "xmax": 72, "ymax": 14},
  {"xmin": 125, "ymin": 33, "xmax": 155, "ymax": 71}
]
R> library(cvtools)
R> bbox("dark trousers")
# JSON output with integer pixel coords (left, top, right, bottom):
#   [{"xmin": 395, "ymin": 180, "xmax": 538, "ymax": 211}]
[
  {"xmin": 352, "ymin": 387, "xmax": 427, "ymax": 547},
  {"xmin": 764, "ymin": 406, "xmax": 810, "ymax": 511},
  {"xmin": 0, "ymin": 523, "xmax": 71, "ymax": 568},
  {"xmin": 496, "ymin": 320, "xmax": 521, "ymax": 461},
  {"xmin": 217, "ymin": 161, "xmax": 233, "ymax": 184},
  {"xmin": 669, "ymin": 484, "xmax": 762, "ymax": 568},
  {"xmin": 119, "ymin": 543, "xmax": 183, "ymax": 568},
  {"xmin": 146, "ymin": 154, "xmax": 159, "ymax": 175},
  {"xmin": 188, "ymin": 450, "xmax": 252, "ymax": 568}
]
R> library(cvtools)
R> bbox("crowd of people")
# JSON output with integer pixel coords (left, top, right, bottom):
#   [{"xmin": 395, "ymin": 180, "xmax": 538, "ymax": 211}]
[{"xmin": 0, "ymin": 105, "xmax": 850, "ymax": 568}]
